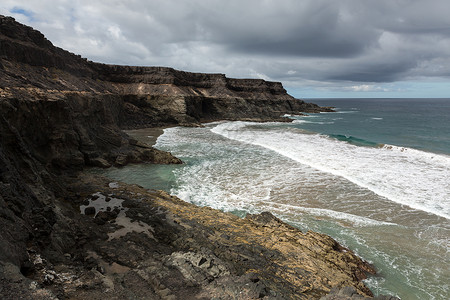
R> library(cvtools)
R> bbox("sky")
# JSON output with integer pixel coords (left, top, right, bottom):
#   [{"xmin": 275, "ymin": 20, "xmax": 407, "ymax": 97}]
[{"xmin": 1, "ymin": 0, "xmax": 450, "ymax": 98}]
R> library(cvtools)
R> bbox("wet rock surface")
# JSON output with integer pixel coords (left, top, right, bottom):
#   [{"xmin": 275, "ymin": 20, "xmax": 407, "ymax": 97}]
[
  {"xmin": 0, "ymin": 174, "xmax": 380, "ymax": 299},
  {"xmin": 320, "ymin": 286, "xmax": 399, "ymax": 300}
]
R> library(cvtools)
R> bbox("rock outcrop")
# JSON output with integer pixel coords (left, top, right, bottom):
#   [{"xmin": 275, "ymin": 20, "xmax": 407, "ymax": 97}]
[
  {"xmin": 0, "ymin": 175, "xmax": 380, "ymax": 299},
  {"xmin": 1, "ymin": 15, "xmax": 332, "ymax": 128},
  {"xmin": 0, "ymin": 15, "xmax": 394, "ymax": 299},
  {"xmin": 93, "ymin": 64, "xmax": 330, "ymax": 127}
]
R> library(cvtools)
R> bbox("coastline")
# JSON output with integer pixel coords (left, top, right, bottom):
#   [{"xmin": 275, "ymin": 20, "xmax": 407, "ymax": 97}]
[
  {"xmin": 147, "ymin": 109, "xmax": 450, "ymax": 299},
  {"xmin": 110, "ymin": 126, "xmax": 385, "ymax": 294},
  {"xmin": 62, "ymin": 173, "xmax": 379, "ymax": 299},
  {"xmin": 0, "ymin": 15, "xmax": 399, "ymax": 299}
]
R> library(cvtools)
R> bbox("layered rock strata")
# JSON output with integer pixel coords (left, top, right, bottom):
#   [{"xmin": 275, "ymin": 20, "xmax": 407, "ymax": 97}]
[
  {"xmin": 1, "ymin": 15, "xmax": 332, "ymax": 128},
  {"xmin": 0, "ymin": 15, "xmax": 393, "ymax": 299}
]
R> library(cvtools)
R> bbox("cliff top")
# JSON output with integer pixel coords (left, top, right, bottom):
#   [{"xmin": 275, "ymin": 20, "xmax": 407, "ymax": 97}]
[{"xmin": 0, "ymin": 15, "xmax": 288, "ymax": 94}]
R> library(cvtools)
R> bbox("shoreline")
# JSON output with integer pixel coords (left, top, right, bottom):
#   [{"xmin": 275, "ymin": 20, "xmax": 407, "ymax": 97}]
[
  {"xmin": 68, "ymin": 173, "xmax": 379, "ymax": 299},
  {"xmin": 0, "ymin": 16, "xmax": 398, "ymax": 299},
  {"xmin": 115, "ymin": 113, "xmax": 449, "ymax": 299}
]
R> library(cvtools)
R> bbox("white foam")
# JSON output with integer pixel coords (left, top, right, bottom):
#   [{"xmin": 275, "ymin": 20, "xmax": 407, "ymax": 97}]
[
  {"xmin": 292, "ymin": 119, "xmax": 334, "ymax": 125},
  {"xmin": 154, "ymin": 123, "xmax": 450, "ymax": 300},
  {"xmin": 292, "ymin": 119, "xmax": 310, "ymax": 124},
  {"xmin": 336, "ymin": 110, "xmax": 358, "ymax": 113},
  {"xmin": 169, "ymin": 154, "xmax": 274, "ymax": 213},
  {"xmin": 211, "ymin": 122, "xmax": 450, "ymax": 220},
  {"xmin": 264, "ymin": 202, "xmax": 397, "ymax": 227},
  {"xmin": 109, "ymin": 182, "xmax": 119, "ymax": 188}
]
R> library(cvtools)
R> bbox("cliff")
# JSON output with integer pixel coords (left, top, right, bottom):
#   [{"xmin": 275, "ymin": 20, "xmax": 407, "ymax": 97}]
[
  {"xmin": 0, "ymin": 16, "xmax": 395, "ymax": 299},
  {"xmin": 1, "ymin": 15, "xmax": 331, "ymax": 128}
]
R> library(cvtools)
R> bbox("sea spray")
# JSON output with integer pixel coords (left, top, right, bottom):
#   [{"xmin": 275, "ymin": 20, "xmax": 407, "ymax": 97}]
[
  {"xmin": 106, "ymin": 98, "xmax": 450, "ymax": 299},
  {"xmin": 211, "ymin": 121, "xmax": 450, "ymax": 219}
]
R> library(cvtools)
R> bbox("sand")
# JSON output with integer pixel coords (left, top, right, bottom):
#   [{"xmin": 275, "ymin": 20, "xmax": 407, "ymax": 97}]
[{"xmin": 124, "ymin": 127, "xmax": 165, "ymax": 146}]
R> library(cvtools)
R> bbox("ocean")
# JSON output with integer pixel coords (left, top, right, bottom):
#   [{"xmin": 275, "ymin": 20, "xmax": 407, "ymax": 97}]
[{"xmin": 101, "ymin": 98, "xmax": 450, "ymax": 299}]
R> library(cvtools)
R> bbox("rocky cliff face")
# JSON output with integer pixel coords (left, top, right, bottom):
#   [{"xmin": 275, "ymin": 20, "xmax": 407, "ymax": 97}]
[
  {"xmin": 94, "ymin": 63, "xmax": 331, "ymax": 127},
  {"xmin": 0, "ymin": 15, "xmax": 181, "ymax": 280},
  {"xmin": 1, "ymin": 15, "xmax": 331, "ymax": 127},
  {"xmin": 0, "ymin": 15, "xmax": 392, "ymax": 300}
]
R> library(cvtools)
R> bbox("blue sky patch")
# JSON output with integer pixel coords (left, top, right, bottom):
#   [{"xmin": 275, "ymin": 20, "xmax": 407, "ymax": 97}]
[{"xmin": 10, "ymin": 7, "xmax": 34, "ymax": 20}]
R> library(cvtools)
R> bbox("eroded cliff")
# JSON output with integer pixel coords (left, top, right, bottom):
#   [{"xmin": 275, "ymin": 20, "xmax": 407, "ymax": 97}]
[
  {"xmin": 0, "ymin": 15, "xmax": 395, "ymax": 300},
  {"xmin": 1, "ymin": 14, "xmax": 332, "ymax": 127}
]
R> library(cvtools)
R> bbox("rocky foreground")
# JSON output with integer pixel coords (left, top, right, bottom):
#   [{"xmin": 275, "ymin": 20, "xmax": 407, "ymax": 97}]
[
  {"xmin": 1, "ymin": 175, "xmax": 384, "ymax": 299},
  {"xmin": 0, "ymin": 16, "xmax": 397, "ymax": 299}
]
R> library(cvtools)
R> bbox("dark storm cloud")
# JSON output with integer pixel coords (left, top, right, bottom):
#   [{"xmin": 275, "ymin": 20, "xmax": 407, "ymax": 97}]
[
  {"xmin": 1, "ymin": 0, "xmax": 450, "ymax": 91},
  {"xmin": 327, "ymin": 60, "xmax": 419, "ymax": 83},
  {"xmin": 197, "ymin": 1, "xmax": 381, "ymax": 58}
]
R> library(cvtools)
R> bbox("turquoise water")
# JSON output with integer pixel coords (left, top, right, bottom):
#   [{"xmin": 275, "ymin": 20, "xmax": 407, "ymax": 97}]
[
  {"xmin": 300, "ymin": 98, "xmax": 450, "ymax": 155},
  {"xmin": 93, "ymin": 163, "xmax": 183, "ymax": 191},
  {"xmin": 102, "ymin": 98, "xmax": 450, "ymax": 299}
]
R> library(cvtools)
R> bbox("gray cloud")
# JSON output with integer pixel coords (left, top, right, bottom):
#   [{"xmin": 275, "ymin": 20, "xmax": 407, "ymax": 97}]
[
  {"xmin": 1, "ymin": 0, "xmax": 450, "ymax": 93},
  {"xmin": 201, "ymin": 2, "xmax": 381, "ymax": 58}
]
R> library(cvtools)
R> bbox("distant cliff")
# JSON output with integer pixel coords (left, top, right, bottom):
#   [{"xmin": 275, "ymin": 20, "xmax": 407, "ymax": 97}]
[
  {"xmin": 0, "ymin": 15, "xmax": 331, "ymax": 128},
  {"xmin": 0, "ymin": 16, "xmax": 389, "ymax": 300}
]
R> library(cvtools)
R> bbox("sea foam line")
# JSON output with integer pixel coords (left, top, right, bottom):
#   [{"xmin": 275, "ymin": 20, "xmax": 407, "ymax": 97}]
[
  {"xmin": 264, "ymin": 201, "xmax": 397, "ymax": 227},
  {"xmin": 210, "ymin": 122, "xmax": 450, "ymax": 220}
]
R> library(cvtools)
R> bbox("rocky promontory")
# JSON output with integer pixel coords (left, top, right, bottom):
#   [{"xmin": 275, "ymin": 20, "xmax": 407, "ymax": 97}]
[{"xmin": 0, "ymin": 15, "xmax": 396, "ymax": 299}]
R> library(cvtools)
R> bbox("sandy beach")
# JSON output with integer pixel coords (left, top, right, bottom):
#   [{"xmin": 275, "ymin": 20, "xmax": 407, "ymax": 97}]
[{"xmin": 124, "ymin": 127, "xmax": 165, "ymax": 146}]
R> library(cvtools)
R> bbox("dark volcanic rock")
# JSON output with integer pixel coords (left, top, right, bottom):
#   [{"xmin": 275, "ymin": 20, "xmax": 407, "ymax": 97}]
[
  {"xmin": 0, "ymin": 15, "xmax": 181, "ymax": 294},
  {"xmin": 1, "ymin": 14, "xmax": 332, "ymax": 129},
  {"xmin": 97, "ymin": 65, "xmax": 333, "ymax": 127},
  {"xmin": 84, "ymin": 206, "xmax": 96, "ymax": 216},
  {"xmin": 0, "ymin": 15, "xmax": 396, "ymax": 300},
  {"xmin": 21, "ymin": 174, "xmax": 376, "ymax": 299}
]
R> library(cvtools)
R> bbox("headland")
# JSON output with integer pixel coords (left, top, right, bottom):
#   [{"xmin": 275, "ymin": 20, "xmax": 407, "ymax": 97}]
[{"xmin": 0, "ymin": 15, "xmax": 397, "ymax": 299}]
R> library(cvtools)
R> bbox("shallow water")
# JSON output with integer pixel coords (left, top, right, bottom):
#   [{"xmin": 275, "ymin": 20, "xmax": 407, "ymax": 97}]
[{"xmin": 103, "ymin": 98, "xmax": 450, "ymax": 299}]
